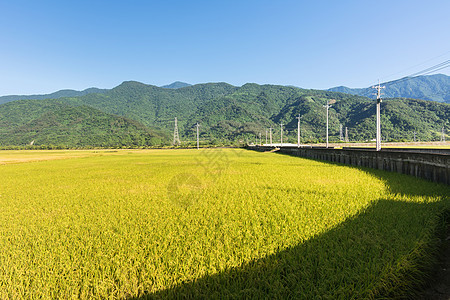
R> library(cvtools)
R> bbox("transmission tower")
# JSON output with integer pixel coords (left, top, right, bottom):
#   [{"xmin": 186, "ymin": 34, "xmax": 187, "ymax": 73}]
[
  {"xmin": 372, "ymin": 81, "xmax": 385, "ymax": 151},
  {"xmin": 442, "ymin": 127, "xmax": 446, "ymax": 142},
  {"xmin": 339, "ymin": 124, "xmax": 344, "ymax": 141},
  {"xmin": 173, "ymin": 117, "xmax": 181, "ymax": 146},
  {"xmin": 345, "ymin": 127, "xmax": 349, "ymax": 142}
]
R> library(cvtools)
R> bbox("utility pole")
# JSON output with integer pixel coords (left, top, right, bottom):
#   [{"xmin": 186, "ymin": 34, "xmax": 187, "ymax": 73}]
[
  {"xmin": 296, "ymin": 113, "xmax": 301, "ymax": 147},
  {"xmin": 323, "ymin": 99, "xmax": 334, "ymax": 148},
  {"xmin": 195, "ymin": 123, "xmax": 200, "ymax": 150},
  {"xmin": 280, "ymin": 123, "xmax": 284, "ymax": 147},
  {"xmin": 265, "ymin": 129, "xmax": 268, "ymax": 144},
  {"xmin": 372, "ymin": 81, "xmax": 385, "ymax": 151},
  {"xmin": 269, "ymin": 127, "xmax": 273, "ymax": 145},
  {"xmin": 173, "ymin": 117, "xmax": 181, "ymax": 146},
  {"xmin": 259, "ymin": 132, "xmax": 262, "ymax": 145},
  {"xmin": 345, "ymin": 127, "xmax": 349, "ymax": 143}
]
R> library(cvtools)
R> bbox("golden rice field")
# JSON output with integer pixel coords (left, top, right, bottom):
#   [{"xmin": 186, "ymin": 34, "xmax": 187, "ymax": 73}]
[{"xmin": 0, "ymin": 149, "xmax": 448, "ymax": 299}]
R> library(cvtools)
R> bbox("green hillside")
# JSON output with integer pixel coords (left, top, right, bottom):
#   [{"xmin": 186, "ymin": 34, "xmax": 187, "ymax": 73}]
[
  {"xmin": 0, "ymin": 87, "xmax": 108, "ymax": 105},
  {"xmin": 330, "ymin": 97, "xmax": 450, "ymax": 142},
  {"xmin": 0, "ymin": 81, "xmax": 448, "ymax": 147},
  {"xmin": 74, "ymin": 82, "xmax": 450, "ymax": 143},
  {"xmin": 0, "ymin": 100, "xmax": 167, "ymax": 147},
  {"xmin": 64, "ymin": 81, "xmax": 236, "ymax": 127}
]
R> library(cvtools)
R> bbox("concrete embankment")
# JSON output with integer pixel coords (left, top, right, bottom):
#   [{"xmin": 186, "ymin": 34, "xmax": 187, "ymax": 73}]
[{"xmin": 248, "ymin": 145, "xmax": 450, "ymax": 185}]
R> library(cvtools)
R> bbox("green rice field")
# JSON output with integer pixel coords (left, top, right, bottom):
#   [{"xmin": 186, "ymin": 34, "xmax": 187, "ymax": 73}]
[{"xmin": 0, "ymin": 149, "xmax": 448, "ymax": 298}]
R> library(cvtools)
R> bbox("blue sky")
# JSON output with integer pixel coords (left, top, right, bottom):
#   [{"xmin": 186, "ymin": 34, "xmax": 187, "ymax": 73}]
[{"xmin": 1, "ymin": 0, "xmax": 449, "ymax": 95}]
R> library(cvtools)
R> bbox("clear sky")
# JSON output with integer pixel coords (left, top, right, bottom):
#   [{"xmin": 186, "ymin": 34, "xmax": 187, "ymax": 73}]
[{"xmin": 1, "ymin": 0, "xmax": 449, "ymax": 95}]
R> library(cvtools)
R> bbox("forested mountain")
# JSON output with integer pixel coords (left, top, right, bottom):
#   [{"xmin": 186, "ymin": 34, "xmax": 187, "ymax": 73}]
[
  {"xmin": 0, "ymin": 87, "xmax": 108, "ymax": 105},
  {"xmin": 0, "ymin": 100, "xmax": 167, "ymax": 147},
  {"xmin": 160, "ymin": 81, "xmax": 192, "ymax": 89},
  {"xmin": 328, "ymin": 74, "xmax": 450, "ymax": 103},
  {"xmin": 2, "ymin": 74, "xmax": 447, "ymax": 106},
  {"xmin": 0, "ymin": 81, "xmax": 448, "ymax": 147}
]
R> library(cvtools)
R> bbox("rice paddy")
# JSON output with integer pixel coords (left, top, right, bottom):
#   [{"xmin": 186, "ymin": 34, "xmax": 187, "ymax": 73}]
[{"xmin": 0, "ymin": 148, "xmax": 448, "ymax": 298}]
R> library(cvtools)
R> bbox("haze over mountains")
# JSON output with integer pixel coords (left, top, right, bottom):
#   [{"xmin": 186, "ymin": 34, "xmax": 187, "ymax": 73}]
[
  {"xmin": 328, "ymin": 74, "xmax": 450, "ymax": 104},
  {"xmin": 0, "ymin": 75, "xmax": 448, "ymax": 147},
  {"xmin": 160, "ymin": 81, "xmax": 192, "ymax": 89}
]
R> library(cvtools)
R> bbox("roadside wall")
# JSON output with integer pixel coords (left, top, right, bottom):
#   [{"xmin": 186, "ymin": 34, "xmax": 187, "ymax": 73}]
[{"xmin": 249, "ymin": 146, "xmax": 450, "ymax": 185}]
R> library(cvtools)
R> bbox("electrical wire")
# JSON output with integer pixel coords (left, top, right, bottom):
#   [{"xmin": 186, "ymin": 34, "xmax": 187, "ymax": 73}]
[
  {"xmin": 365, "ymin": 53, "xmax": 450, "ymax": 88},
  {"xmin": 382, "ymin": 59, "xmax": 450, "ymax": 86},
  {"xmin": 407, "ymin": 60, "xmax": 450, "ymax": 78},
  {"xmin": 378, "ymin": 50, "xmax": 450, "ymax": 83}
]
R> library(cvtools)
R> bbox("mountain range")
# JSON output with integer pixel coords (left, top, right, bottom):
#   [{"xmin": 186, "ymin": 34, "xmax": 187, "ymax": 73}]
[
  {"xmin": 2, "ymin": 74, "xmax": 448, "ymax": 105},
  {"xmin": 0, "ymin": 76, "xmax": 448, "ymax": 147},
  {"xmin": 0, "ymin": 82, "xmax": 192, "ymax": 105},
  {"xmin": 328, "ymin": 74, "xmax": 450, "ymax": 104},
  {"xmin": 0, "ymin": 87, "xmax": 109, "ymax": 105}
]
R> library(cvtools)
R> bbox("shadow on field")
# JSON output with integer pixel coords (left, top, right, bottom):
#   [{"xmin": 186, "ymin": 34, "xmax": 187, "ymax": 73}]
[
  {"xmin": 137, "ymin": 201, "xmax": 445, "ymax": 299},
  {"xmin": 135, "ymin": 158, "xmax": 450, "ymax": 299}
]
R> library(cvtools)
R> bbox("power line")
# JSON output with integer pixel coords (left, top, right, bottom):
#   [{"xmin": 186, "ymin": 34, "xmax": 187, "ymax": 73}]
[
  {"xmin": 419, "ymin": 64, "xmax": 450, "ymax": 76},
  {"xmin": 381, "ymin": 59, "xmax": 450, "ymax": 87},
  {"xmin": 379, "ymin": 50, "xmax": 450, "ymax": 83},
  {"xmin": 407, "ymin": 60, "xmax": 450, "ymax": 78}
]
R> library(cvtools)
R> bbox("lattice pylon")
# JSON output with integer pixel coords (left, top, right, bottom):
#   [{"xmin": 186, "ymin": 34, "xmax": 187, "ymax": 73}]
[{"xmin": 173, "ymin": 117, "xmax": 181, "ymax": 145}]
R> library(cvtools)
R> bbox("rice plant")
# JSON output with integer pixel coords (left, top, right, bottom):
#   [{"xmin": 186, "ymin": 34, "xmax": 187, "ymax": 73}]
[{"xmin": 0, "ymin": 149, "xmax": 448, "ymax": 298}]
